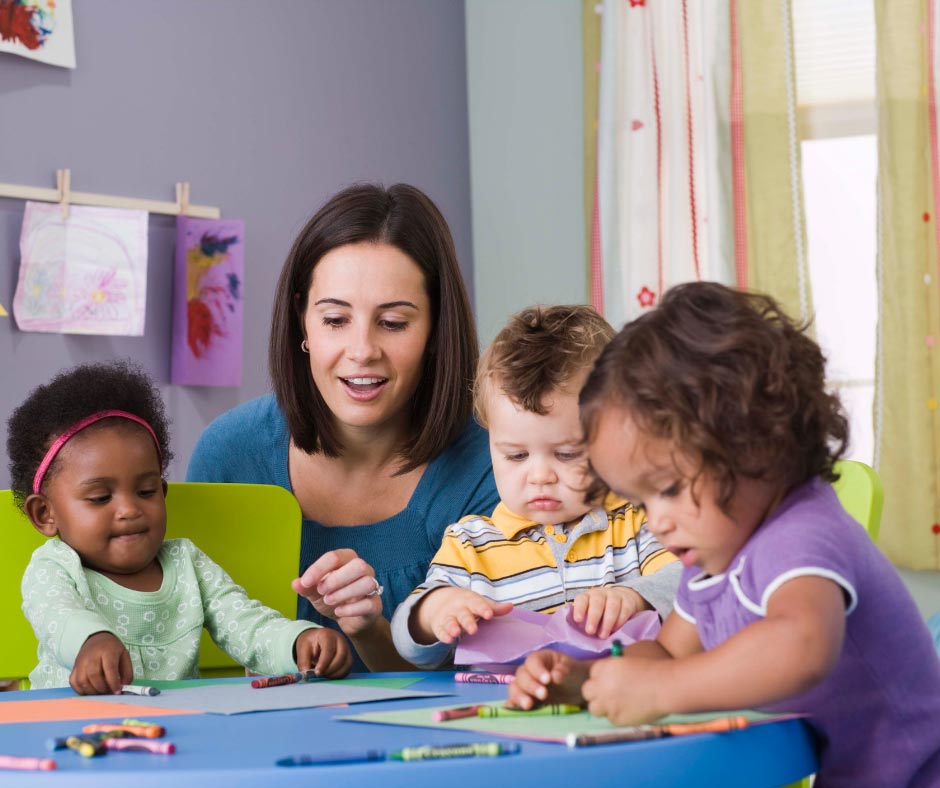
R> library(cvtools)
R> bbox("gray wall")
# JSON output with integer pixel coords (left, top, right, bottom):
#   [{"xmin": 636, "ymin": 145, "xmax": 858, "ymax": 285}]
[
  {"xmin": 0, "ymin": 0, "xmax": 473, "ymax": 487},
  {"xmin": 465, "ymin": 0, "xmax": 586, "ymax": 345}
]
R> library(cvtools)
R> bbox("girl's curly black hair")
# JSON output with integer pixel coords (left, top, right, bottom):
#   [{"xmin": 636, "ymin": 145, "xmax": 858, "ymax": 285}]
[
  {"xmin": 7, "ymin": 360, "xmax": 173, "ymax": 509},
  {"xmin": 580, "ymin": 281, "xmax": 849, "ymax": 510}
]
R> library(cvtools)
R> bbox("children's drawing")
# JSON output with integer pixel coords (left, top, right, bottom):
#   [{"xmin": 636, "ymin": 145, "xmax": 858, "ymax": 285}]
[
  {"xmin": 0, "ymin": 0, "xmax": 76, "ymax": 69},
  {"xmin": 170, "ymin": 216, "xmax": 244, "ymax": 387},
  {"xmin": 12, "ymin": 201, "xmax": 148, "ymax": 335}
]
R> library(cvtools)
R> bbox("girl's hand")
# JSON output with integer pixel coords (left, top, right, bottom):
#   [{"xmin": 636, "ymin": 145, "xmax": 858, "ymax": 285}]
[
  {"xmin": 571, "ymin": 586, "xmax": 647, "ymax": 639},
  {"xmin": 294, "ymin": 628, "xmax": 353, "ymax": 679},
  {"xmin": 412, "ymin": 587, "xmax": 513, "ymax": 645},
  {"xmin": 292, "ymin": 549, "xmax": 383, "ymax": 638},
  {"xmin": 71, "ymin": 632, "xmax": 133, "ymax": 695},
  {"xmin": 583, "ymin": 655, "xmax": 667, "ymax": 725},
  {"xmin": 507, "ymin": 650, "xmax": 590, "ymax": 710}
]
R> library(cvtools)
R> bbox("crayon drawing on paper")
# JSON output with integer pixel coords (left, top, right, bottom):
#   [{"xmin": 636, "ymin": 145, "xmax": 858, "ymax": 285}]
[
  {"xmin": 170, "ymin": 217, "xmax": 244, "ymax": 387},
  {"xmin": 12, "ymin": 201, "xmax": 149, "ymax": 336},
  {"xmin": 0, "ymin": 0, "xmax": 77, "ymax": 69}
]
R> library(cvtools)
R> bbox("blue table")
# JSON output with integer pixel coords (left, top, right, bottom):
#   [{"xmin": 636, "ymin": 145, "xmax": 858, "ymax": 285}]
[{"xmin": 0, "ymin": 673, "xmax": 816, "ymax": 787}]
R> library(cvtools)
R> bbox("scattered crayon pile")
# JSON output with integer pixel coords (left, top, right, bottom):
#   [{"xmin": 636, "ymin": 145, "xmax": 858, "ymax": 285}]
[{"xmin": 47, "ymin": 719, "xmax": 176, "ymax": 759}]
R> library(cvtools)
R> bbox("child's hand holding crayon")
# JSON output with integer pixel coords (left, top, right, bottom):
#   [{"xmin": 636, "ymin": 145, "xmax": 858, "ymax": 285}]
[
  {"xmin": 293, "ymin": 628, "xmax": 352, "ymax": 679},
  {"xmin": 507, "ymin": 649, "xmax": 591, "ymax": 710},
  {"xmin": 71, "ymin": 632, "xmax": 134, "ymax": 695}
]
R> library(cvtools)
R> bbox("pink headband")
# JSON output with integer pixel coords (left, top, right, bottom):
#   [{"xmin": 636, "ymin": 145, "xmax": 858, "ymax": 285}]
[{"xmin": 32, "ymin": 410, "xmax": 161, "ymax": 495}]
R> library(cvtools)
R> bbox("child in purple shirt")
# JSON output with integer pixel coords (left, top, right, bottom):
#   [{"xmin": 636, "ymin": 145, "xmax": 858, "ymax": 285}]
[{"xmin": 509, "ymin": 282, "xmax": 940, "ymax": 788}]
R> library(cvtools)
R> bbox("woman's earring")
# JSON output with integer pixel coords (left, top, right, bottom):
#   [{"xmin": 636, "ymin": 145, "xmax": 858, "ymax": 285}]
[{"xmin": 301, "ymin": 339, "xmax": 310, "ymax": 353}]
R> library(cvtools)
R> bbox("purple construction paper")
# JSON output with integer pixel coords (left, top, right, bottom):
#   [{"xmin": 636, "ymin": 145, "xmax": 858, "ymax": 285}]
[
  {"xmin": 455, "ymin": 607, "xmax": 661, "ymax": 666},
  {"xmin": 170, "ymin": 216, "xmax": 244, "ymax": 387}
]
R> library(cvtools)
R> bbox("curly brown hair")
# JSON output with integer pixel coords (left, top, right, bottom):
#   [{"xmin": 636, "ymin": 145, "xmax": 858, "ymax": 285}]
[
  {"xmin": 580, "ymin": 282, "xmax": 848, "ymax": 509},
  {"xmin": 474, "ymin": 304, "xmax": 614, "ymax": 426}
]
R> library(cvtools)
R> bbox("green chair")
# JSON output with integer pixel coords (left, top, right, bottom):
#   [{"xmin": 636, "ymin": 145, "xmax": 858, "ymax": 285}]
[
  {"xmin": 0, "ymin": 482, "xmax": 302, "ymax": 686},
  {"xmin": 783, "ymin": 459, "xmax": 883, "ymax": 787}
]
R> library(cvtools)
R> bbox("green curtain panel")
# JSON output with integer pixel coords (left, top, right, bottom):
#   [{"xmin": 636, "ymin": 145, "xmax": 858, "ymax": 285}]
[{"xmin": 874, "ymin": 0, "xmax": 940, "ymax": 570}]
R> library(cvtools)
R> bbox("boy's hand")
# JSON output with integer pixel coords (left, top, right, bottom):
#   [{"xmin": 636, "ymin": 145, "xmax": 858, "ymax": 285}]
[
  {"xmin": 411, "ymin": 587, "xmax": 513, "ymax": 645},
  {"xmin": 294, "ymin": 628, "xmax": 353, "ymax": 679},
  {"xmin": 583, "ymin": 655, "xmax": 667, "ymax": 725},
  {"xmin": 508, "ymin": 649, "xmax": 590, "ymax": 709},
  {"xmin": 571, "ymin": 586, "xmax": 647, "ymax": 639},
  {"xmin": 71, "ymin": 632, "xmax": 133, "ymax": 695}
]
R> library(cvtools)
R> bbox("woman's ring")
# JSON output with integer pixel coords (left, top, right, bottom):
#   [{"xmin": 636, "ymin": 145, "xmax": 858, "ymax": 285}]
[{"xmin": 366, "ymin": 578, "xmax": 384, "ymax": 598}]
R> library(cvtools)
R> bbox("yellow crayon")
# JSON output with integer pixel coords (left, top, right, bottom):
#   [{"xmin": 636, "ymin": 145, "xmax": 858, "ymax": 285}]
[{"xmin": 477, "ymin": 703, "xmax": 583, "ymax": 718}]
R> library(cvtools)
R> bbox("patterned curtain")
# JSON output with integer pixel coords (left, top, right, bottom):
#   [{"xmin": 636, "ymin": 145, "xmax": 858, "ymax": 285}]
[
  {"xmin": 587, "ymin": 0, "xmax": 809, "ymax": 329},
  {"xmin": 874, "ymin": 0, "xmax": 940, "ymax": 570}
]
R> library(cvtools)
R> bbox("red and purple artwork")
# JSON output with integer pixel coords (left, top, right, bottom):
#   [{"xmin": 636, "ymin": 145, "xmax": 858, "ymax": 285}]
[
  {"xmin": 0, "ymin": 0, "xmax": 76, "ymax": 68},
  {"xmin": 170, "ymin": 217, "xmax": 244, "ymax": 387}
]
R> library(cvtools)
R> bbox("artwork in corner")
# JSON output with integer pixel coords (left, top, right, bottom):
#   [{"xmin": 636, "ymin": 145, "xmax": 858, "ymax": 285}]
[
  {"xmin": 0, "ymin": 0, "xmax": 76, "ymax": 69},
  {"xmin": 170, "ymin": 216, "xmax": 244, "ymax": 387},
  {"xmin": 12, "ymin": 201, "xmax": 149, "ymax": 335}
]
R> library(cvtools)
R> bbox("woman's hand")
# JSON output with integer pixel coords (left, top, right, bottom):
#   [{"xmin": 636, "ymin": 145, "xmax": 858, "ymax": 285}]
[
  {"xmin": 507, "ymin": 649, "xmax": 591, "ymax": 709},
  {"xmin": 294, "ymin": 628, "xmax": 353, "ymax": 679},
  {"xmin": 570, "ymin": 586, "xmax": 647, "ymax": 639},
  {"xmin": 71, "ymin": 632, "xmax": 133, "ymax": 695},
  {"xmin": 292, "ymin": 549, "xmax": 383, "ymax": 638}
]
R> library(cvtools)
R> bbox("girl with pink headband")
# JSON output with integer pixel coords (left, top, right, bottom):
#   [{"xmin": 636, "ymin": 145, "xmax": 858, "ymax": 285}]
[{"xmin": 7, "ymin": 360, "xmax": 352, "ymax": 693}]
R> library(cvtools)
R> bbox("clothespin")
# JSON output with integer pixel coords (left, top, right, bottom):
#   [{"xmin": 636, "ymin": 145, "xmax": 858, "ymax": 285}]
[
  {"xmin": 57, "ymin": 168, "xmax": 71, "ymax": 220},
  {"xmin": 175, "ymin": 181, "xmax": 190, "ymax": 216}
]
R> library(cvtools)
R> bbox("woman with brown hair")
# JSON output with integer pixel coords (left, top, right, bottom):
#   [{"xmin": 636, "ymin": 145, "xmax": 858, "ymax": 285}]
[{"xmin": 187, "ymin": 183, "xmax": 498, "ymax": 671}]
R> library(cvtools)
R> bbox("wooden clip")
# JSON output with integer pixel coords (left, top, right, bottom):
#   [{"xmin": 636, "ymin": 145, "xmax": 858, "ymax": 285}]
[
  {"xmin": 175, "ymin": 181, "xmax": 191, "ymax": 216},
  {"xmin": 57, "ymin": 168, "xmax": 71, "ymax": 220}
]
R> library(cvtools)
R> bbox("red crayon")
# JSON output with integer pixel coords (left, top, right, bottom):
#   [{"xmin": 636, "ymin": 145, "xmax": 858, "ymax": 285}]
[
  {"xmin": 432, "ymin": 705, "xmax": 483, "ymax": 722},
  {"xmin": 0, "ymin": 754, "xmax": 57, "ymax": 771}
]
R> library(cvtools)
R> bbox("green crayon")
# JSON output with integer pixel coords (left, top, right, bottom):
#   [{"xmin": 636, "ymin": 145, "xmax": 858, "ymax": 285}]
[
  {"xmin": 477, "ymin": 703, "xmax": 583, "ymax": 718},
  {"xmin": 390, "ymin": 742, "xmax": 520, "ymax": 761}
]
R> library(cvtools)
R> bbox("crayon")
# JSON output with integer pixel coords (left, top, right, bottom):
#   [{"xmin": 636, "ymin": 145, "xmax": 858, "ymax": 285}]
[
  {"xmin": 0, "ymin": 754, "xmax": 57, "ymax": 771},
  {"xmin": 121, "ymin": 684, "xmax": 160, "ymax": 696},
  {"xmin": 432, "ymin": 705, "xmax": 483, "ymax": 722},
  {"xmin": 454, "ymin": 671, "xmax": 515, "ymax": 685},
  {"xmin": 251, "ymin": 669, "xmax": 318, "ymax": 689},
  {"xmin": 83, "ymin": 723, "xmax": 165, "ymax": 739},
  {"xmin": 66, "ymin": 735, "xmax": 106, "ymax": 757},
  {"xmin": 48, "ymin": 730, "xmax": 131, "ymax": 750},
  {"xmin": 477, "ymin": 703, "xmax": 583, "ymax": 718},
  {"xmin": 610, "ymin": 639, "xmax": 623, "ymax": 657},
  {"xmin": 566, "ymin": 715, "xmax": 750, "ymax": 747},
  {"xmin": 389, "ymin": 742, "xmax": 520, "ymax": 761},
  {"xmin": 277, "ymin": 750, "xmax": 386, "ymax": 766},
  {"xmin": 103, "ymin": 738, "xmax": 176, "ymax": 754}
]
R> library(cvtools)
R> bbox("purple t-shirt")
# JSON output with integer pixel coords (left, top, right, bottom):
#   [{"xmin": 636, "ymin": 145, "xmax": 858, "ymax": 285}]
[{"xmin": 674, "ymin": 479, "xmax": 940, "ymax": 788}]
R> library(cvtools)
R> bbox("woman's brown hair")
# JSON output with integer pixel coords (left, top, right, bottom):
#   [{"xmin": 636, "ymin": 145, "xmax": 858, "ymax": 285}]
[
  {"xmin": 269, "ymin": 183, "xmax": 478, "ymax": 473},
  {"xmin": 580, "ymin": 281, "xmax": 849, "ymax": 509}
]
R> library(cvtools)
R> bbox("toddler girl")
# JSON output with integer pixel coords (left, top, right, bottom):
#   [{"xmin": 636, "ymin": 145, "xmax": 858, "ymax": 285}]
[
  {"xmin": 509, "ymin": 282, "xmax": 940, "ymax": 787},
  {"xmin": 8, "ymin": 361, "xmax": 351, "ymax": 693}
]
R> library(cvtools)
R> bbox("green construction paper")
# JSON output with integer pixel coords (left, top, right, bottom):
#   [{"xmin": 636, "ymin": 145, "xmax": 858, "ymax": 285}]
[{"xmin": 339, "ymin": 703, "xmax": 789, "ymax": 743}]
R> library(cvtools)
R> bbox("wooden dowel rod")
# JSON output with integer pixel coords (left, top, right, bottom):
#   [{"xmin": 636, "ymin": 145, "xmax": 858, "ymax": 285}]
[{"xmin": 0, "ymin": 181, "xmax": 220, "ymax": 219}]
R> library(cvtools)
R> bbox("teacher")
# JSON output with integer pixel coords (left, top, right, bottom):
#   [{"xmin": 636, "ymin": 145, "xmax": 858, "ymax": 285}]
[{"xmin": 187, "ymin": 183, "xmax": 499, "ymax": 671}]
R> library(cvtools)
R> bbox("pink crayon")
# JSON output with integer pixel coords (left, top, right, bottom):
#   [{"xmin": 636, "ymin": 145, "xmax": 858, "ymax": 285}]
[
  {"xmin": 103, "ymin": 738, "xmax": 176, "ymax": 755},
  {"xmin": 0, "ymin": 754, "xmax": 57, "ymax": 771},
  {"xmin": 432, "ymin": 705, "xmax": 483, "ymax": 722},
  {"xmin": 454, "ymin": 671, "xmax": 515, "ymax": 685}
]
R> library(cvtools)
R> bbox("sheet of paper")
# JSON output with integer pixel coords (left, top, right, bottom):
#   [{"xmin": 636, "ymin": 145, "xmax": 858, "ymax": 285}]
[
  {"xmin": 455, "ymin": 606, "xmax": 661, "ymax": 665},
  {"xmin": 340, "ymin": 704, "xmax": 792, "ymax": 744},
  {"xmin": 13, "ymin": 202, "xmax": 149, "ymax": 335},
  {"xmin": 170, "ymin": 216, "xmax": 245, "ymax": 386},
  {"xmin": 84, "ymin": 680, "xmax": 450, "ymax": 716},
  {"xmin": 0, "ymin": 698, "xmax": 194, "ymax": 726},
  {"xmin": 0, "ymin": 0, "xmax": 76, "ymax": 69}
]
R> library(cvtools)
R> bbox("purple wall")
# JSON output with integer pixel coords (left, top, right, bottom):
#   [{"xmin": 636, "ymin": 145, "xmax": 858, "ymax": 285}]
[{"xmin": 0, "ymin": 0, "xmax": 473, "ymax": 486}]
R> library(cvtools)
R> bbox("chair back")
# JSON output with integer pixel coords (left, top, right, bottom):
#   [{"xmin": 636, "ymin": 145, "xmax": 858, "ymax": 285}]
[
  {"xmin": 0, "ymin": 482, "xmax": 302, "ymax": 683},
  {"xmin": 831, "ymin": 459, "xmax": 884, "ymax": 541}
]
